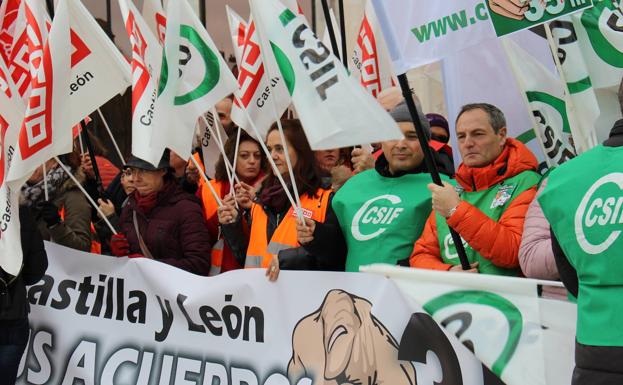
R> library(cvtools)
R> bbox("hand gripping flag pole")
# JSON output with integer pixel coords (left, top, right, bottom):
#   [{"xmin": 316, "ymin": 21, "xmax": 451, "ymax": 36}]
[{"xmin": 397, "ymin": 74, "xmax": 471, "ymax": 271}]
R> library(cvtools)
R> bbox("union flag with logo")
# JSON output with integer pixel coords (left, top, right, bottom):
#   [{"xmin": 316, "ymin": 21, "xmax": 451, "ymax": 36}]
[{"xmin": 0, "ymin": 0, "xmax": 21, "ymax": 65}]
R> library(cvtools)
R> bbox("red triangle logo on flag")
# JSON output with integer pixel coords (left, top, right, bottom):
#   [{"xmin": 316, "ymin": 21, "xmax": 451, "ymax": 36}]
[{"xmin": 70, "ymin": 29, "xmax": 91, "ymax": 68}]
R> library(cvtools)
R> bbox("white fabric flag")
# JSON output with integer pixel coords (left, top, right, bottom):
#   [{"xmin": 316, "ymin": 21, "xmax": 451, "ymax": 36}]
[
  {"xmin": 141, "ymin": 0, "xmax": 166, "ymax": 45},
  {"xmin": 7, "ymin": 0, "xmax": 49, "ymax": 99},
  {"xmin": 321, "ymin": 8, "xmax": 342, "ymax": 59},
  {"xmin": 0, "ymin": 58, "xmax": 26, "ymax": 275},
  {"xmin": 364, "ymin": 264, "xmax": 576, "ymax": 385},
  {"xmin": 150, "ymin": 0, "xmax": 238, "ymax": 164},
  {"xmin": 0, "ymin": 0, "xmax": 21, "ymax": 65},
  {"xmin": 197, "ymin": 109, "xmax": 228, "ymax": 179},
  {"xmin": 225, "ymin": 5, "xmax": 247, "ymax": 68},
  {"xmin": 6, "ymin": 0, "xmax": 71, "ymax": 182},
  {"xmin": 65, "ymin": 0, "xmax": 131, "ymax": 129},
  {"xmin": 230, "ymin": 17, "xmax": 291, "ymax": 140},
  {"xmin": 370, "ymin": 0, "xmax": 496, "ymax": 74},
  {"xmin": 118, "ymin": 0, "xmax": 163, "ymax": 164},
  {"xmin": 502, "ymin": 38, "xmax": 576, "ymax": 167},
  {"xmin": 350, "ymin": 0, "xmax": 396, "ymax": 98},
  {"xmin": 250, "ymin": 0, "xmax": 403, "ymax": 150}
]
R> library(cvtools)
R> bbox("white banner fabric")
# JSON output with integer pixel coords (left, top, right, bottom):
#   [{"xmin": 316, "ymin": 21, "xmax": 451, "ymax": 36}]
[
  {"xmin": 17, "ymin": 242, "xmax": 518, "ymax": 385},
  {"xmin": 364, "ymin": 264, "xmax": 577, "ymax": 385}
]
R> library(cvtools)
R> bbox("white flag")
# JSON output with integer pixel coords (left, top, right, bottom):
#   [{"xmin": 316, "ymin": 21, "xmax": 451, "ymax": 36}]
[
  {"xmin": 0, "ymin": 0, "xmax": 21, "ymax": 65},
  {"xmin": 225, "ymin": 5, "xmax": 247, "ymax": 68},
  {"xmin": 351, "ymin": 0, "xmax": 396, "ymax": 98},
  {"xmin": 118, "ymin": 0, "xmax": 163, "ymax": 164},
  {"xmin": 502, "ymin": 38, "xmax": 576, "ymax": 167},
  {"xmin": 230, "ymin": 17, "xmax": 291, "ymax": 140},
  {"xmin": 0, "ymin": 58, "xmax": 26, "ymax": 275},
  {"xmin": 197, "ymin": 109, "xmax": 228, "ymax": 179},
  {"xmin": 250, "ymin": 0, "xmax": 403, "ymax": 150},
  {"xmin": 141, "ymin": 0, "xmax": 166, "ymax": 45},
  {"xmin": 6, "ymin": 0, "xmax": 71, "ymax": 182},
  {"xmin": 66, "ymin": 0, "xmax": 131, "ymax": 129},
  {"xmin": 321, "ymin": 8, "xmax": 342, "ymax": 60},
  {"xmin": 7, "ymin": 0, "xmax": 50, "ymax": 99},
  {"xmin": 370, "ymin": 0, "xmax": 496, "ymax": 74},
  {"xmin": 150, "ymin": 0, "xmax": 238, "ymax": 163}
]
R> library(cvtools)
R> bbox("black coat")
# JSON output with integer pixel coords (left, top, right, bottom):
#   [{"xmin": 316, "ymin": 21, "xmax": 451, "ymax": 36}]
[{"xmin": 0, "ymin": 206, "xmax": 48, "ymax": 324}]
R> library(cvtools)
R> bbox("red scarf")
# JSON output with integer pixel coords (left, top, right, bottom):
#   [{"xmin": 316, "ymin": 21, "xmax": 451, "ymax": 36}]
[{"xmin": 134, "ymin": 190, "xmax": 158, "ymax": 214}]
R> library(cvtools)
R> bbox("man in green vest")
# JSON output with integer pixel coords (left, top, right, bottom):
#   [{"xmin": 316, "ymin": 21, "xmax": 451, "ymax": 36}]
[
  {"xmin": 409, "ymin": 103, "xmax": 540, "ymax": 275},
  {"xmin": 539, "ymin": 80, "xmax": 623, "ymax": 384},
  {"xmin": 301, "ymin": 101, "xmax": 452, "ymax": 272}
]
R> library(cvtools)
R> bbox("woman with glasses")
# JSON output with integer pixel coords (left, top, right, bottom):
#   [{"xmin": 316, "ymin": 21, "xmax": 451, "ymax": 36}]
[{"xmin": 108, "ymin": 151, "xmax": 213, "ymax": 275}]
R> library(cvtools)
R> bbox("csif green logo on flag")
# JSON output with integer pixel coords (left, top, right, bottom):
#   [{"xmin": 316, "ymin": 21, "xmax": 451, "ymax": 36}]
[
  {"xmin": 158, "ymin": 25, "xmax": 221, "ymax": 105},
  {"xmin": 271, "ymin": 9, "xmax": 339, "ymax": 101}
]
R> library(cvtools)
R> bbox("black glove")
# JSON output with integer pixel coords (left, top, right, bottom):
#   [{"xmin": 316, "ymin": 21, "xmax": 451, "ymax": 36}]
[{"xmin": 38, "ymin": 201, "xmax": 61, "ymax": 227}]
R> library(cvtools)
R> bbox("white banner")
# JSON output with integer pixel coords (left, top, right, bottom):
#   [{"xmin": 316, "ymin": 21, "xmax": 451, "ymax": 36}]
[
  {"xmin": 364, "ymin": 264, "xmax": 576, "ymax": 385},
  {"xmin": 370, "ymin": 0, "xmax": 495, "ymax": 74},
  {"xmin": 17, "ymin": 242, "xmax": 518, "ymax": 385}
]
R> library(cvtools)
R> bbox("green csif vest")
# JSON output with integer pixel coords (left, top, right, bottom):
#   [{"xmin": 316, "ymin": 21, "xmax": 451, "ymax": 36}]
[
  {"xmin": 333, "ymin": 169, "xmax": 447, "ymax": 272},
  {"xmin": 437, "ymin": 170, "xmax": 540, "ymax": 275},
  {"xmin": 539, "ymin": 145, "xmax": 623, "ymax": 347}
]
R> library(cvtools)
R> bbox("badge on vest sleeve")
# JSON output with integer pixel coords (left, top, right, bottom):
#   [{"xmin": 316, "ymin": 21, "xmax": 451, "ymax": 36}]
[
  {"xmin": 291, "ymin": 208, "xmax": 314, "ymax": 219},
  {"xmin": 490, "ymin": 185, "xmax": 516, "ymax": 209}
]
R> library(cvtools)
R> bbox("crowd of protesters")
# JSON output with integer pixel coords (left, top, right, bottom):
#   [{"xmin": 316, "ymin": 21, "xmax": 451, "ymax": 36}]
[{"xmin": 3, "ymin": 76, "xmax": 622, "ymax": 383}]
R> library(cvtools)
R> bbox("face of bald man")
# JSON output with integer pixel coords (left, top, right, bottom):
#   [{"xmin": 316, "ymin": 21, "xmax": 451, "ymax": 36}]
[{"xmin": 215, "ymin": 97, "xmax": 234, "ymax": 136}]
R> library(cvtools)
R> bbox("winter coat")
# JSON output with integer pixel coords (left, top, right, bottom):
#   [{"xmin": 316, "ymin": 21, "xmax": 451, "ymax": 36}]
[
  {"xmin": 410, "ymin": 138, "xmax": 538, "ymax": 271},
  {"xmin": 0, "ymin": 206, "xmax": 48, "ymax": 345},
  {"xmin": 118, "ymin": 180, "xmax": 212, "ymax": 275},
  {"xmin": 33, "ymin": 169, "xmax": 92, "ymax": 252}
]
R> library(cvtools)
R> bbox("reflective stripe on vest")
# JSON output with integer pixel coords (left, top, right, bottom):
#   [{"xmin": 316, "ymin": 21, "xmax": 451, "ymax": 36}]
[
  {"xmin": 245, "ymin": 188, "xmax": 332, "ymax": 269},
  {"xmin": 209, "ymin": 238, "xmax": 225, "ymax": 276}
]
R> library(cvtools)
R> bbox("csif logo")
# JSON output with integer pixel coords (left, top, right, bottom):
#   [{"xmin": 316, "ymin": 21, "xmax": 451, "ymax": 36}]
[
  {"xmin": 351, "ymin": 195, "xmax": 404, "ymax": 241},
  {"xmin": 574, "ymin": 173, "xmax": 623, "ymax": 254}
]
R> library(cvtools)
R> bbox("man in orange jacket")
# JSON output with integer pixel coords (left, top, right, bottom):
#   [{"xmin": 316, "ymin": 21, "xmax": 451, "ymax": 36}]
[{"xmin": 410, "ymin": 103, "xmax": 540, "ymax": 275}]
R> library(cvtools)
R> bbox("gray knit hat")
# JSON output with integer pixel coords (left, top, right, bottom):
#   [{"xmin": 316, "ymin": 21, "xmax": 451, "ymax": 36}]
[{"xmin": 389, "ymin": 101, "xmax": 431, "ymax": 137}]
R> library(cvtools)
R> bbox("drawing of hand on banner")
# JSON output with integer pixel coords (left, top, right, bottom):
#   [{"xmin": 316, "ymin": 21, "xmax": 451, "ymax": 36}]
[{"xmin": 487, "ymin": 0, "xmax": 530, "ymax": 21}]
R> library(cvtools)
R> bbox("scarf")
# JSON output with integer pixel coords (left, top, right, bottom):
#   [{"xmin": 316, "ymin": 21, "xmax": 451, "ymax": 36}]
[
  {"xmin": 259, "ymin": 178, "xmax": 293, "ymax": 213},
  {"xmin": 134, "ymin": 190, "xmax": 159, "ymax": 215},
  {"xmin": 21, "ymin": 166, "xmax": 69, "ymax": 207}
]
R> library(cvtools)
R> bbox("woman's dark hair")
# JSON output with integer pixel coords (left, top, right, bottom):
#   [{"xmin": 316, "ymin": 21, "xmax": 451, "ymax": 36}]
[
  {"xmin": 214, "ymin": 131, "xmax": 267, "ymax": 182},
  {"xmin": 263, "ymin": 119, "xmax": 322, "ymax": 198}
]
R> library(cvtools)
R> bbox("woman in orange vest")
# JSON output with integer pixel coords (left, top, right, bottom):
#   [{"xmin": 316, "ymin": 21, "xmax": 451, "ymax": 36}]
[
  {"xmin": 218, "ymin": 119, "xmax": 346, "ymax": 281},
  {"xmin": 197, "ymin": 131, "xmax": 267, "ymax": 275}
]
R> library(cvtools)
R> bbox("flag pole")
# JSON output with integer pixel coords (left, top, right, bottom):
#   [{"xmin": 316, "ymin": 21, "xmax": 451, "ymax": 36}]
[
  {"xmin": 53, "ymin": 157, "xmax": 118, "ymax": 235},
  {"xmin": 320, "ymin": 0, "xmax": 341, "ymax": 61},
  {"xmin": 311, "ymin": 0, "xmax": 317, "ymax": 33},
  {"xmin": 397, "ymin": 74, "xmax": 471, "ymax": 271},
  {"xmin": 46, "ymin": 0, "xmax": 54, "ymax": 17},
  {"xmin": 230, "ymin": 126, "xmax": 242, "ymax": 188},
  {"xmin": 97, "ymin": 108, "xmax": 126, "ymax": 165},
  {"xmin": 199, "ymin": 0, "xmax": 207, "ymax": 27},
  {"xmin": 42, "ymin": 162, "xmax": 49, "ymax": 201},
  {"xmin": 106, "ymin": 0, "xmax": 112, "ymax": 37},
  {"xmin": 338, "ymin": 0, "xmax": 347, "ymax": 68},
  {"xmin": 80, "ymin": 121, "xmax": 104, "ymax": 194}
]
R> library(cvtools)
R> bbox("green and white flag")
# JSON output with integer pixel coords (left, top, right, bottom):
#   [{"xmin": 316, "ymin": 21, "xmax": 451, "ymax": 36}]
[
  {"xmin": 150, "ymin": 0, "xmax": 237, "ymax": 164},
  {"xmin": 249, "ymin": 0, "xmax": 403, "ymax": 150},
  {"xmin": 502, "ymin": 38, "xmax": 576, "ymax": 167}
]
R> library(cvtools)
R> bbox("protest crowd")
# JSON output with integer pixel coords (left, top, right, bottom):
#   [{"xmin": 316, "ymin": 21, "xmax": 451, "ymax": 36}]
[{"xmin": 0, "ymin": 0, "xmax": 622, "ymax": 384}]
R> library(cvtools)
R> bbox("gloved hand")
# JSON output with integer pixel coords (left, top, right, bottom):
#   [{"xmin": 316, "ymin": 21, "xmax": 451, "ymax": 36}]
[
  {"xmin": 38, "ymin": 201, "xmax": 61, "ymax": 227},
  {"xmin": 110, "ymin": 234, "xmax": 130, "ymax": 256}
]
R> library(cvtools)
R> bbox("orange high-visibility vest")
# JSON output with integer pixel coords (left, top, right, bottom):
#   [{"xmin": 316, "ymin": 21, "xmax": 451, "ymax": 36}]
[
  {"xmin": 59, "ymin": 206, "xmax": 101, "ymax": 254},
  {"xmin": 245, "ymin": 188, "xmax": 331, "ymax": 269},
  {"xmin": 198, "ymin": 178, "xmax": 233, "ymax": 275}
]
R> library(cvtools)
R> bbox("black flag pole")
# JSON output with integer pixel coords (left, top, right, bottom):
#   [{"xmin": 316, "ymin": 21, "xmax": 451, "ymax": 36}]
[
  {"xmin": 199, "ymin": 0, "xmax": 207, "ymax": 27},
  {"xmin": 338, "ymin": 0, "xmax": 347, "ymax": 68},
  {"xmin": 311, "ymin": 0, "xmax": 317, "ymax": 33},
  {"xmin": 397, "ymin": 74, "xmax": 471, "ymax": 271},
  {"xmin": 320, "ymin": 0, "xmax": 341, "ymax": 61},
  {"xmin": 106, "ymin": 0, "xmax": 112, "ymax": 37},
  {"xmin": 46, "ymin": 0, "xmax": 54, "ymax": 18},
  {"xmin": 80, "ymin": 122, "xmax": 104, "ymax": 195}
]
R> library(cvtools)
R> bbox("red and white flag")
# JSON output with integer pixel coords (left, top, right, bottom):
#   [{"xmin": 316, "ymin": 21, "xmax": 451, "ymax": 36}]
[
  {"xmin": 141, "ymin": 0, "xmax": 166, "ymax": 45},
  {"xmin": 225, "ymin": 5, "xmax": 247, "ymax": 68},
  {"xmin": 230, "ymin": 18, "xmax": 291, "ymax": 140},
  {"xmin": 118, "ymin": 0, "xmax": 163, "ymax": 163},
  {"xmin": 0, "ymin": 58, "xmax": 26, "ymax": 275},
  {"xmin": 0, "ymin": 0, "xmax": 21, "ymax": 65},
  {"xmin": 350, "ymin": 0, "xmax": 396, "ymax": 98},
  {"xmin": 6, "ymin": 0, "xmax": 71, "ymax": 181},
  {"xmin": 7, "ymin": 0, "xmax": 50, "ymax": 99}
]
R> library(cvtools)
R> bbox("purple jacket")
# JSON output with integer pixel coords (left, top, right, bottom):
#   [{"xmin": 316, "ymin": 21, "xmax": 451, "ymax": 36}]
[{"xmin": 119, "ymin": 181, "xmax": 212, "ymax": 275}]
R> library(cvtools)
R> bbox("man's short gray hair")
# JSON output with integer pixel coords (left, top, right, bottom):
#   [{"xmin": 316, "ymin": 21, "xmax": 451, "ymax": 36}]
[{"xmin": 456, "ymin": 103, "xmax": 506, "ymax": 134}]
